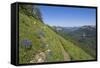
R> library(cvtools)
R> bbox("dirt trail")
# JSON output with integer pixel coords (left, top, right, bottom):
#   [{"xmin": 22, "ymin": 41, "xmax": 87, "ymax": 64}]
[
  {"xmin": 30, "ymin": 52, "xmax": 46, "ymax": 63},
  {"xmin": 58, "ymin": 39, "xmax": 71, "ymax": 61},
  {"xmin": 60, "ymin": 44, "xmax": 71, "ymax": 61}
]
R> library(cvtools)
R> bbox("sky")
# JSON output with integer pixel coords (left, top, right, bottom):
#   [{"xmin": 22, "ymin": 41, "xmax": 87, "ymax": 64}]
[{"xmin": 39, "ymin": 5, "xmax": 96, "ymax": 27}]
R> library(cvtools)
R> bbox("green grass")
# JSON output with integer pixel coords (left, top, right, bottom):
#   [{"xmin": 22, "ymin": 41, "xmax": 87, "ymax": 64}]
[{"xmin": 19, "ymin": 12, "xmax": 65, "ymax": 64}]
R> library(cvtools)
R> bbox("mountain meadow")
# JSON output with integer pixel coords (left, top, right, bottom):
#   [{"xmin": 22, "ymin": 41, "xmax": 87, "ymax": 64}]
[{"xmin": 19, "ymin": 4, "xmax": 96, "ymax": 64}]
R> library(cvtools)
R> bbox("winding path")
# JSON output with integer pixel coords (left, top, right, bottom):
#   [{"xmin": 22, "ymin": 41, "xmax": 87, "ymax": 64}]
[{"xmin": 58, "ymin": 36, "xmax": 71, "ymax": 61}]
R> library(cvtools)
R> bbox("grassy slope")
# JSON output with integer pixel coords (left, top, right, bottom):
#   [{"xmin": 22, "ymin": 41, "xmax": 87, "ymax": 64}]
[
  {"xmin": 19, "ymin": 10, "xmax": 94, "ymax": 64},
  {"xmin": 19, "ymin": 12, "xmax": 65, "ymax": 64},
  {"xmin": 57, "ymin": 35, "xmax": 94, "ymax": 60}
]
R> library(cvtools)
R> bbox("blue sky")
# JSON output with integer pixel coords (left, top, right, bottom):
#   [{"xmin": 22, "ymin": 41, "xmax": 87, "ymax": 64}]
[{"xmin": 39, "ymin": 5, "xmax": 96, "ymax": 27}]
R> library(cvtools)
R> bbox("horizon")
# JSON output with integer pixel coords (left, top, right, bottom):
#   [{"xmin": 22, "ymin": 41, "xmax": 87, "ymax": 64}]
[{"xmin": 46, "ymin": 23, "xmax": 96, "ymax": 27}]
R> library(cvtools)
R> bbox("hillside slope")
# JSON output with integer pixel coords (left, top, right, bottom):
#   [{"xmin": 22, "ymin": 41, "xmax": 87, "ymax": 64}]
[{"xmin": 19, "ymin": 5, "xmax": 94, "ymax": 64}]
